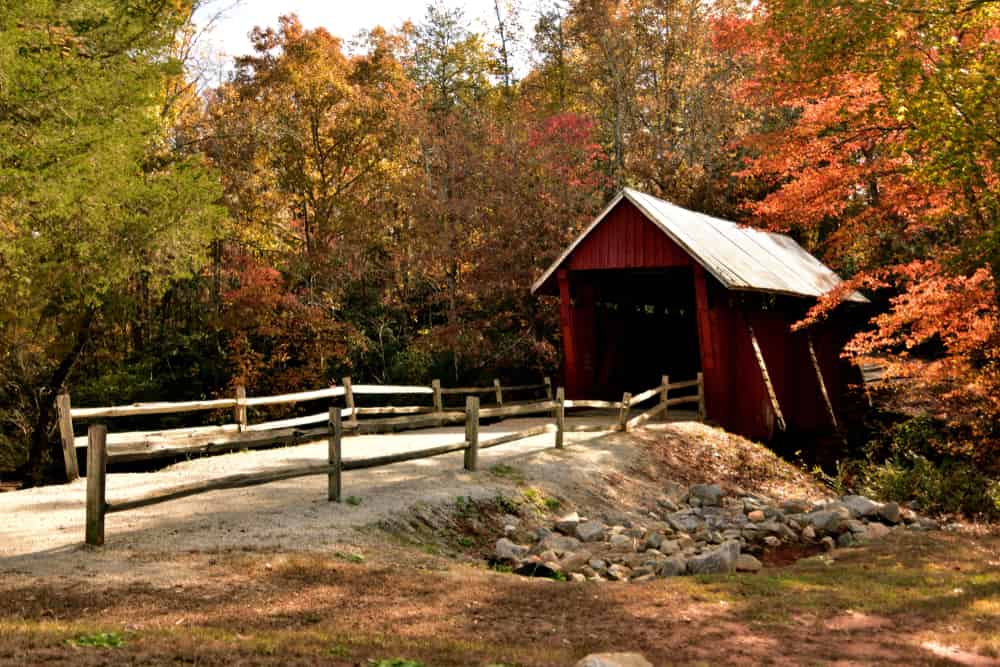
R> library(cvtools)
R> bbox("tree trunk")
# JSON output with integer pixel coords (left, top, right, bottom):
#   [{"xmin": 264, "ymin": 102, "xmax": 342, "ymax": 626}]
[{"xmin": 21, "ymin": 310, "xmax": 94, "ymax": 486}]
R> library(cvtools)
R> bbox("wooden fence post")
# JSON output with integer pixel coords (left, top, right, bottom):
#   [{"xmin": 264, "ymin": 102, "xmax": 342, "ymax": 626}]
[
  {"xmin": 342, "ymin": 376, "xmax": 357, "ymax": 427},
  {"xmin": 660, "ymin": 375, "xmax": 670, "ymax": 421},
  {"xmin": 56, "ymin": 392, "xmax": 79, "ymax": 482},
  {"xmin": 543, "ymin": 377, "xmax": 553, "ymax": 400},
  {"xmin": 697, "ymin": 372, "xmax": 706, "ymax": 422},
  {"xmin": 431, "ymin": 379, "xmax": 443, "ymax": 413},
  {"xmin": 555, "ymin": 387, "xmax": 565, "ymax": 449},
  {"xmin": 493, "ymin": 379, "xmax": 503, "ymax": 407},
  {"xmin": 234, "ymin": 384, "xmax": 247, "ymax": 432},
  {"xmin": 328, "ymin": 408, "xmax": 342, "ymax": 502},
  {"xmin": 85, "ymin": 424, "xmax": 107, "ymax": 546},
  {"xmin": 618, "ymin": 392, "xmax": 632, "ymax": 432},
  {"xmin": 464, "ymin": 396, "xmax": 479, "ymax": 471}
]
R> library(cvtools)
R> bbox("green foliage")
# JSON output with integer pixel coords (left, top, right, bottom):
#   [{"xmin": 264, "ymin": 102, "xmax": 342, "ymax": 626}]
[
  {"xmin": 334, "ymin": 551, "xmax": 365, "ymax": 564},
  {"xmin": 71, "ymin": 632, "xmax": 125, "ymax": 649},
  {"xmin": 345, "ymin": 496, "xmax": 363, "ymax": 507},
  {"xmin": 860, "ymin": 455, "xmax": 1000, "ymax": 520},
  {"xmin": 371, "ymin": 659, "xmax": 424, "ymax": 667}
]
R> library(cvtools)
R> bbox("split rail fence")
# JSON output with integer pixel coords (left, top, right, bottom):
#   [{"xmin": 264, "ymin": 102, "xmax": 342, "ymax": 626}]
[{"xmin": 77, "ymin": 374, "xmax": 704, "ymax": 546}]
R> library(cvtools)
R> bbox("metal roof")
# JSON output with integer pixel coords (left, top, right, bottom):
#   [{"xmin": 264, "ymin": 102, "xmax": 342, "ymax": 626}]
[{"xmin": 532, "ymin": 188, "xmax": 869, "ymax": 303}]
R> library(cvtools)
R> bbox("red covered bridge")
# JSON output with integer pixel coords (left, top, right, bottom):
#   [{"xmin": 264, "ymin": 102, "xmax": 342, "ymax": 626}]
[{"xmin": 532, "ymin": 188, "xmax": 869, "ymax": 442}]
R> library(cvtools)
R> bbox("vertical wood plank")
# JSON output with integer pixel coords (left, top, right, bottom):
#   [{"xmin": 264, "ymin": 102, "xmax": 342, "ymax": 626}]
[
  {"xmin": 328, "ymin": 408, "xmax": 342, "ymax": 502},
  {"xmin": 660, "ymin": 375, "xmax": 670, "ymax": 421},
  {"xmin": 807, "ymin": 333, "xmax": 839, "ymax": 429},
  {"xmin": 543, "ymin": 377, "xmax": 553, "ymax": 400},
  {"xmin": 56, "ymin": 393, "xmax": 79, "ymax": 482},
  {"xmin": 618, "ymin": 392, "xmax": 632, "ymax": 431},
  {"xmin": 85, "ymin": 424, "xmax": 107, "ymax": 546},
  {"xmin": 555, "ymin": 387, "xmax": 565, "ymax": 449},
  {"xmin": 747, "ymin": 322, "xmax": 786, "ymax": 431},
  {"xmin": 234, "ymin": 384, "xmax": 247, "ymax": 432},
  {"xmin": 557, "ymin": 269, "xmax": 578, "ymax": 397},
  {"xmin": 464, "ymin": 396, "xmax": 479, "ymax": 471},
  {"xmin": 342, "ymin": 376, "xmax": 357, "ymax": 426},
  {"xmin": 697, "ymin": 372, "xmax": 706, "ymax": 421},
  {"xmin": 493, "ymin": 379, "xmax": 503, "ymax": 407},
  {"xmin": 431, "ymin": 379, "xmax": 443, "ymax": 412}
]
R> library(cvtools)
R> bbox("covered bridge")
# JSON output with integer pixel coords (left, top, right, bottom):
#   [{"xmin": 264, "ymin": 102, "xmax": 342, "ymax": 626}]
[{"xmin": 532, "ymin": 188, "xmax": 868, "ymax": 441}]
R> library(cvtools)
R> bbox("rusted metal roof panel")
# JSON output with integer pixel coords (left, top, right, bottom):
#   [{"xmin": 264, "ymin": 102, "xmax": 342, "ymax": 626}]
[{"xmin": 532, "ymin": 188, "xmax": 868, "ymax": 303}]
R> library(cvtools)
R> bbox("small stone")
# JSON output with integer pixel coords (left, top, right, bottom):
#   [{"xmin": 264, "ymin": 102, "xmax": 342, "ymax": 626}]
[
  {"xmin": 554, "ymin": 511, "xmax": 581, "ymax": 535},
  {"xmin": 836, "ymin": 532, "xmax": 856, "ymax": 548},
  {"xmin": 576, "ymin": 520, "xmax": 606, "ymax": 542},
  {"xmin": 845, "ymin": 519, "xmax": 867, "ymax": 535},
  {"xmin": 536, "ymin": 533, "xmax": 582, "ymax": 556},
  {"xmin": 657, "ymin": 497, "xmax": 679, "ymax": 512},
  {"xmin": 687, "ymin": 483, "xmax": 723, "ymax": 507},
  {"xmin": 644, "ymin": 532, "xmax": 665, "ymax": 551},
  {"xmin": 658, "ymin": 539, "xmax": 681, "ymax": 555},
  {"xmin": 763, "ymin": 536, "xmax": 781, "ymax": 548},
  {"xmin": 747, "ymin": 510, "xmax": 766, "ymax": 523},
  {"xmin": 657, "ymin": 555, "xmax": 687, "ymax": 577},
  {"xmin": 575, "ymin": 652, "xmax": 654, "ymax": 667},
  {"xmin": 560, "ymin": 550, "xmax": 592, "ymax": 572},
  {"xmin": 780, "ymin": 498, "xmax": 812, "ymax": 514},
  {"xmin": 735, "ymin": 554, "xmax": 763, "ymax": 573},
  {"xmin": 588, "ymin": 559, "xmax": 607, "ymax": 573},
  {"xmin": 864, "ymin": 523, "xmax": 891, "ymax": 541},
  {"xmin": 686, "ymin": 540, "xmax": 740, "ymax": 574},
  {"xmin": 877, "ymin": 502, "xmax": 902, "ymax": 525},
  {"xmin": 607, "ymin": 563, "xmax": 632, "ymax": 581},
  {"xmin": 495, "ymin": 538, "xmax": 528, "ymax": 561},
  {"xmin": 821, "ymin": 536, "xmax": 836, "ymax": 552},
  {"xmin": 569, "ymin": 572, "xmax": 587, "ymax": 582},
  {"xmin": 609, "ymin": 533, "xmax": 634, "ymax": 550},
  {"xmin": 801, "ymin": 525, "xmax": 817, "ymax": 541}
]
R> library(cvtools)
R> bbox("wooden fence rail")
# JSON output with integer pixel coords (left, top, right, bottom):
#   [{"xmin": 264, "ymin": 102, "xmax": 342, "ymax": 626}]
[
  {"xmin": 82, "ymin": 374, "xmax": 705, "ymax": 546},
  {"xmin": 59, "ymin": 377, "xmax": 554, "ymax": 476}
]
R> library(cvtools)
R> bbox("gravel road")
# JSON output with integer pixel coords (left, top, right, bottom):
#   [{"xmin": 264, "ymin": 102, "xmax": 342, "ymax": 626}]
[{"xmin": 0, "ymin": 415, "xmax": 638, "ymax": 579}]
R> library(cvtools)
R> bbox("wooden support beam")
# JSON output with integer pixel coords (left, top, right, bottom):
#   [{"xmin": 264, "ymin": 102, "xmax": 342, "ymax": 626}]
[
  {"xmin": 56, "ymin": 393, "xmax": 79, "ymax": 482},
  {"xmin": 697, "ymin": 372, "xmax": 706, "ymax": 421},
  {"xmin": 464, "ymin": 396, "xmax": 479, "ymax": 471},
  {"xmin": 234, "ymin": 384, "xmax": 247, "ymax": 432},
  {"xmin": 747, "ymin": 322, "xmax": 786, "ymax": 431},
  {"xmin": 342, "ymin": 376, "xmax": 357, "ymax": 426},
  {"xmin": 807, "ymin": 333, "xmax": 839, "ymax": 429},
  {"xmin": 493, "ymin": 379, "xmax": 503, "ymax": 407},
  {"xmin": 618, "ymin": 392, "xmax": 633, "ymax": 431},
  {"xmin": 328, "ymin": 408, "xmax": 342, "ymax": 502},
  {"xmin": 555, "ymin": 387, "xmax": 565, "ymax": 449},
  {"xmin": 544, "ymin": 377, "xmax": 553, "ymax": 400},
  {"xmin": 85, "ymin": 424, "xmax": 107, "ymax": 546},
  {"xmin": 431, "ymin": 379, "xmax": 443, "ymax": 413},
  {"xmin": 661, "ymin": 375, "xmax": 670, "ymax": 420}
]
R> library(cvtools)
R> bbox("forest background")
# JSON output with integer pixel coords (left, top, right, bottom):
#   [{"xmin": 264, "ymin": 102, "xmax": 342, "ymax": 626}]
[{"xmin": 1, "ymin": 0, "xmax": 997, "ymax": 514}]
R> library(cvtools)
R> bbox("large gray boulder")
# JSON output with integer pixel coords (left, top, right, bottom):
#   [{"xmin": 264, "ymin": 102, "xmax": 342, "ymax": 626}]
[
  {"xmin": 841, "ymin": 495, "xmax": 881, "ymax": 519},
  {"xmin": 878, "ymin": 502, "xmax": 902, "ymax": 525},
  {"xmin": 575, "ymin": 653, "xmax": 654, "ymax": 667},
  {"xmin": 686, "ymin": 540, "xmax": 740, "ymax": 574}
]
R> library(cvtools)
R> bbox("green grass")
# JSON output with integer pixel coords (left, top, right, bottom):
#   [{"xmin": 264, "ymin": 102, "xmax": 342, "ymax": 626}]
[{"xmin": 71, "ymin": 631, "xmax": 126, "ymax": 648}]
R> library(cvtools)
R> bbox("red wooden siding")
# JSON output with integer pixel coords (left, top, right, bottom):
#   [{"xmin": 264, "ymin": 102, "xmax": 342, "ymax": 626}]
[
  {"xmin": 548, "ymin": 198, "xmax": 859, "ymax": 441},
  {"xmin": 567, "ymin": 200, "xmax": 691, "ymax": 270}
]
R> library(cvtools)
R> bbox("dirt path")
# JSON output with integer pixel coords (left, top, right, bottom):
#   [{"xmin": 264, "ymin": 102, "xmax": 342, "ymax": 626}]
[{"xmin": 0, "ymin": 415, "xmax": 632, "ymax": 579}]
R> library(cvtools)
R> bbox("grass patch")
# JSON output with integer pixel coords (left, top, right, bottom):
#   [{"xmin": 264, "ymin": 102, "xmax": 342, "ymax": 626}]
[{"xmin": 71, "ymin": 631, "xmax": 126, "ymax": 648}]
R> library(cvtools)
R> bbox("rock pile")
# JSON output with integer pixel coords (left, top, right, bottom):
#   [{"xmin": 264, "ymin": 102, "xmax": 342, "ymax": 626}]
[{"xmin": 494, "ymin": 485, "xmax": 938, "ymax": 582}]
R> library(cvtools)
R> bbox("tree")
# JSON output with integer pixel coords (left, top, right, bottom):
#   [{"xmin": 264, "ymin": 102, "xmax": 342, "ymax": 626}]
[
  {"xmin": 733, "ymin": 0, "xmax": 1000, "ymax": 446},
  {"xmin": 0, "ymin": 0, "xmax": 224, "ymax": 481}
]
